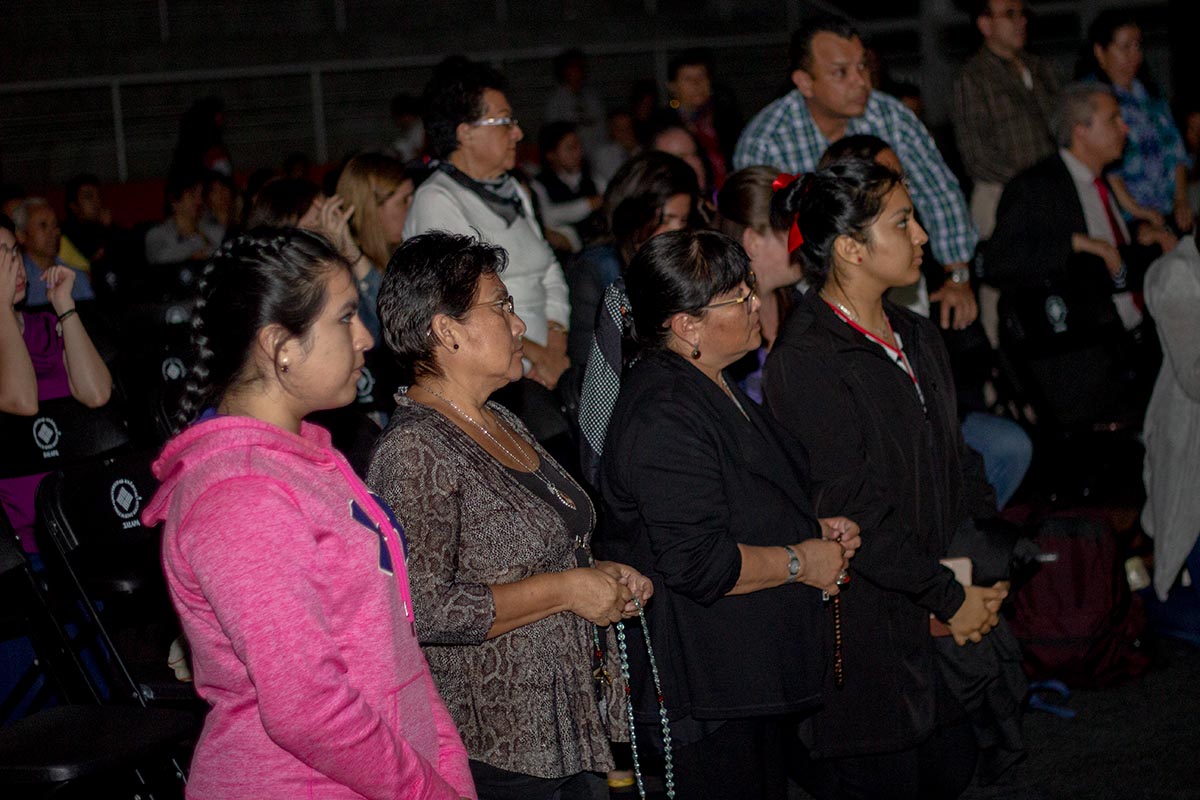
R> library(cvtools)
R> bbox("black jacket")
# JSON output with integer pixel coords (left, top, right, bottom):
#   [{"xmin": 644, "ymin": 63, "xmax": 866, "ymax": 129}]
[
  {"xmin": 597, "ymin": 349, "xmax": 827, "ymax": 726},
  {"xmin": 764, "ymin": 292, "xmax": 995, "ymax": 757},
  {"xmin": 984, "ymin": 153, "xmax": 1159, "ymax": 345}
]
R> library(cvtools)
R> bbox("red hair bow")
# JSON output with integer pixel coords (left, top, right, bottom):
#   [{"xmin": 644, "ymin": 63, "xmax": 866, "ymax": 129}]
[
  {"xmin": 772, "ymin": 172, "xmax": 799, "ymax": 193},
  {"xmin": 771, "ymin": 172, "xmax": 805, "ymax": 252}
]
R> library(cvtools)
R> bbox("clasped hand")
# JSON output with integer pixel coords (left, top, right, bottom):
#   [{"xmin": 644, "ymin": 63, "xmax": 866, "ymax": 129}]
[
  {"xmin": 947, "ymin": 581, "xmax": 1009, "ymax": 646},
  {"xmin": 570, "ymin": 561, "xmax": 654, "ymax": 626}
]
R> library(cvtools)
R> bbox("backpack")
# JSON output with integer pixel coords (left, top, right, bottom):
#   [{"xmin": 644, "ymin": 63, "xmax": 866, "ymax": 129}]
[{"xmin": 1007, "ymin": 510, "xmax": 1150, "ymax": 687}]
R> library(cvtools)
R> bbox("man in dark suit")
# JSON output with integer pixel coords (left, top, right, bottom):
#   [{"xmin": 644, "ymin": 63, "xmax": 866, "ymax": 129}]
[{"xmin": 984, "ymin": 82, "xmax": 1176, "ymax": 425}]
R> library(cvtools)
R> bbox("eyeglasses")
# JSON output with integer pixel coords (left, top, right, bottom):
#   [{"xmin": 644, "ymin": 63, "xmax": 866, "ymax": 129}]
[
  {"xmin": 470, "ymin": 116, "xmax": 520, "ymax": 129},
  {"xmin": 469, "ymin": 294, "xmax": 516, "ymax": 315},
  {"xmin": 703, "ymin": 286, "xmax": 758, "ymax": 314}
]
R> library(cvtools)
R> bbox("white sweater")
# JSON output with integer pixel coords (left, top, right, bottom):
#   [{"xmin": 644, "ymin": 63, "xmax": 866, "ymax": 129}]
[{"xmin": 403, "ymin": 169, "xmax": 569, "ymax": 348}]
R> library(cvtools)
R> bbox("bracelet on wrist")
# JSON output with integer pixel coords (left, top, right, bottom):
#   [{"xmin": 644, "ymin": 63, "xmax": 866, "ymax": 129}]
[
  {"xmin": 783, "ymin": 544, "xmax": 802, "ymax": 584},
  {"xmin": 56, "ymin": 307, "xmax": 78, "ymax": 323}
]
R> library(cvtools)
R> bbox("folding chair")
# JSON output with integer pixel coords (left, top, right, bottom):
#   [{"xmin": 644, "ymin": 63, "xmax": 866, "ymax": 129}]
[
  {"xmin": 34, "ymin": 451, "xmax": 197, "ymax": 709},
  {"xmin": 0, "ymin": 510, "xmax": 197, "ymax": 800}
]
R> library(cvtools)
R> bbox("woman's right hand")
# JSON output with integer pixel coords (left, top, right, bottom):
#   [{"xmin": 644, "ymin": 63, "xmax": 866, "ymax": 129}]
[
  {"xmin": 563, "ymin": 567, "xmax": 632, "ymax": 626},
  {"xmin": 947, "ymin": 583, "xmax": 1008, "ymax": 645},
  {"xmin": 795, "ymin": 538, "xmax": 850, "ymax": 595},
  {"xmin": 1, "ymin": 243, "xmax": 21, "ymax": 307}
]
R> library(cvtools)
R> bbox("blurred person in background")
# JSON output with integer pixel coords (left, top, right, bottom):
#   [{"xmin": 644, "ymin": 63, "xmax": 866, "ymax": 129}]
[
  {"xmin": 543, "ymin": 48, "xmax": 607, "ymax": 161},
  {"xmin": 14, "ymin": 197, "xmax": 94, "ymax": 306},
  {"xmin": 665, "ymin": 48, "xmax": 742, "ymax": 189},
  {"xmin": 145, "ymin": 169, "xmax": 225, "ymax": 265},
  {"xmin": 532, "ymin": 122, "xmax": 604, "ymax": 252}
]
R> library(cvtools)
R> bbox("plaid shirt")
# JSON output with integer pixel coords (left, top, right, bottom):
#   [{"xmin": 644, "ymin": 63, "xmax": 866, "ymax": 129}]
[
  {"xmin": 734, "ymin": 89, "xmax": 978, "ymax": 265},
  {"xmin": 952, "ymin": 47, "xmax": 1060, "ymax": 185}
]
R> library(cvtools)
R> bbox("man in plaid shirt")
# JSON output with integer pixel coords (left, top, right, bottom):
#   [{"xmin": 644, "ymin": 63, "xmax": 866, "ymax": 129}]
[
  {"xmin": 734, "ymin": 15, "xmax": 979, "ymax": 329},
  {"xmin": 952, "ymin": 0, "xmax": 1059, "ymax": 239}
]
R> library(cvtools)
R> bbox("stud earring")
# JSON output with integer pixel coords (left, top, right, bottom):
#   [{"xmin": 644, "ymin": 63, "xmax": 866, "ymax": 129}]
[
  {"xmin": 280, "ymin": 361, "xmax": 290, "ymax": 374},
  {"xmin": 452, "ymin": 343, "xmax": 460, "ymax": 351}
]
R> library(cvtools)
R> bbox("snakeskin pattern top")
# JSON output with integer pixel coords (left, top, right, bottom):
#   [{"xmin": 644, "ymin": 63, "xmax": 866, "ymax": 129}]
[{"xmin": 367, "ymin": 390, "xmax": 619, "ymax": 779}]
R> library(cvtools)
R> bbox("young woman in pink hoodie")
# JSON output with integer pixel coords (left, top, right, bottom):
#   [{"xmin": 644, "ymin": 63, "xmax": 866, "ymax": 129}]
[{"xmin": 142, "ymin": 228, "xmax": 475, "ymax": 800}]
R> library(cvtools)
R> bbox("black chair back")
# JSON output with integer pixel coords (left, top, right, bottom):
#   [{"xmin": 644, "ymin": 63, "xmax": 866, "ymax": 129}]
[
  {"xmin": 35, "ymin": 451, "xmax": 195, "ymax": 708},
  {"xmin": 114, "ymin": 326, "xmax": 196, "ymax": 448},
  {"xmin": 0, "ymin": 397, "xmax": 130, "ymax": 481},
  {"xmin": 352, "ymin": 348, "xmax": 402, "ymax": 419}
]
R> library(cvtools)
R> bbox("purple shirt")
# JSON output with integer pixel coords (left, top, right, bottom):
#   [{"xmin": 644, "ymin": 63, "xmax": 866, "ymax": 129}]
[{"xmin": 0, "ymin": 311, "xmax": 70, "ymax": 551}]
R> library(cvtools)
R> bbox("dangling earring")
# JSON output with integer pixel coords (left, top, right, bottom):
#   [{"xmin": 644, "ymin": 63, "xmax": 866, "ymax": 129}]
[{"xmin": 690, "ymin": 344, "xmax": 701, "ymax": 359}]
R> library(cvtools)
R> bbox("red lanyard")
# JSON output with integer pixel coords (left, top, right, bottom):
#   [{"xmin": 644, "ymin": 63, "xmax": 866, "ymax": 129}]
[{"xmin": 823, "ymin": 298, "xmax": 924, "ymax": 400}]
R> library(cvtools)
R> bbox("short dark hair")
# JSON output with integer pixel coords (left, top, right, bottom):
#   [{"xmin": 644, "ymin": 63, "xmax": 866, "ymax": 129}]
[
  {"xmin": 668, "ymin": 48, "xmax": 714, "ymax": 82},
  {"xmin": 538, "ymin": 121, "xmax": 578, "ymax": 161},
  {"xmin": 377, "ymin": 231, "xmax": 508, "ymax": 382},
  {"xmin": 176, "ymin": 227, "xmax": 351, "ymax": 430},
  {"xmin": 604, "ymin": 151, "xmax": 701, "ymax": 264},
  {"xmin": 967, "ymin": 0, "xmax": 993, "ymax": 21},
  {"xmin": 817, "ymin": 134, "xmax": 894, "ymax": 168},
  {"xmin": 1087, "ymin": 8, "xmax": 1139, "ymax": 49},
  {"xmin": 1052, "ymin": 82, "xmax": 1116, "ymax": 148},
  {"xmin": 625, "ymin": 229, "xmax": 751, "ymax": 354},
  {"xmin": 0, "ymin": 213, "xmax": 15, "ymax": 236},
  {"xmin": 422, "ymin": 58, "xmax": 509, "ymax": 159},
  {"xmin": 246, "ymin": 178, "xmax": 322, "ymax": 228},
  {"xmin": 772, "ymin": 159, "xmax": 901, "ymax": 292},
  {"xmin": 165, "ymin": 167, "xmax": 205, "ymax": 203},
  {"xmin": 65, "ymin": 173, "xmax": 101, "ymax": 207},
  {"xmin": 790, "ymin": 14, "xmax": 862, "ymax": 73},
  {"xmin": 552, "ymin": 48, "xmax": 586, "ymax": 82}
]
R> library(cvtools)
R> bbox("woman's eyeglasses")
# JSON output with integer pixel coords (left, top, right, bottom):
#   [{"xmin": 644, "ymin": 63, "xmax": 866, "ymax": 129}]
[
  {"xmin": 469, "ymin": 295, "xmax": 516, "ymax": 315},
  {"xmin": 703, "ymin": 287, "xmax": 757, "ymax": 314},
  {"xmin": 470, "ymin": 117, "xmax": 520, "ymax": 129}
]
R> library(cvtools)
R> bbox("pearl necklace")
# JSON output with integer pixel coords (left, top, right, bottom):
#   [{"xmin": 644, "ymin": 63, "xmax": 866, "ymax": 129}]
[{"xmin": 423, "ymin": 386, "xmax": 577, "ymax": 511}]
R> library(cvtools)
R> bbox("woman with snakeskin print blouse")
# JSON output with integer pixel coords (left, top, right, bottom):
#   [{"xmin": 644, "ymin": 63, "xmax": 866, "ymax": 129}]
[{"xmin": 367, "ymin": 231, "xmax": 654, "ymax": 800}]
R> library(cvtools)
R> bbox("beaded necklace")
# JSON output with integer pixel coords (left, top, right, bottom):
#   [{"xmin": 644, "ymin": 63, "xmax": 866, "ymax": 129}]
[
  {"xmin": 423, "ymin": 386, "xmax": 577, "ymax": 510},
  {"xmin": 612, "ymin": 598, "xmax": 675, "ymax": 798}
]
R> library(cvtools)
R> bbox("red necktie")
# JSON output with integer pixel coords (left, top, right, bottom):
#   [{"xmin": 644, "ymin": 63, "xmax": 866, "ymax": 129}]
[{"xmin": 1093, "ymin": 176, "xmax": 1127, "ymax": 246}]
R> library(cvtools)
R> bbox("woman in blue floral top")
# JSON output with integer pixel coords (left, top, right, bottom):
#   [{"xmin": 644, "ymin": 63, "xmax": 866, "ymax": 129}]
[{"xmin": 1081, "ymin": 10, "xmax": 1191, "ymax": 233}]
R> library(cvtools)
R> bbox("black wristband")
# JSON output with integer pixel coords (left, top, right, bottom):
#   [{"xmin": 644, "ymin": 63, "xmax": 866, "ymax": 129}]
[{"xmin": 56, "ymin": 307, "xmax": 78, "ymax": 323}]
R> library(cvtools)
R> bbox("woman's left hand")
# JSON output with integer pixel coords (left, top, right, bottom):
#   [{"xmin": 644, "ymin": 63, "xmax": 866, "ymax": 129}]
[
  {"xmin": 43, "ymin": 265, "xmax": 76, "ymax": 313},
  {"xmin": 595, "ymin": 560, "xmax": 655, "ymax": 616},
  {"xmin": 819, "ymin": 516, "xmax": 861, "ymax": 560},
  {"xmin": 316, "ymin": 193, "xmax": 358, "ymax": 259}
]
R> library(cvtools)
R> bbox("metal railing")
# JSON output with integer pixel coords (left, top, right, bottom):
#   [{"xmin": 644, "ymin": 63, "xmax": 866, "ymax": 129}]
[{"xmin": 0, "ymin": 0, "xmax": 1168, "ymax": 186}]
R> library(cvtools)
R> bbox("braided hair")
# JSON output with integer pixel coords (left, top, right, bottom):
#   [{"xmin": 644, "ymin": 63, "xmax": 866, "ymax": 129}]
[{"xmin": 174, "ymin": 227, "xmax": 350, "ymax": 432}]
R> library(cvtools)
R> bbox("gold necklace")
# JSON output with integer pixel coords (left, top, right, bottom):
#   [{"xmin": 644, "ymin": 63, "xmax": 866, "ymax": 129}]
[{"xmin": 422, "ymin": 386, "xmax": 577, "ymax": 510}]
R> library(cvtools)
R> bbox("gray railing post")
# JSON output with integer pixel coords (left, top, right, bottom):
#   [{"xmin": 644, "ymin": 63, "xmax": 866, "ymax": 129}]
[
  {"xmin": 311, "ymin": 70, "xmax": 328, "ymax": 164},
  {"xmin": 111, "ymin": 81, "xmax": 128, "ymax": 182}
]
